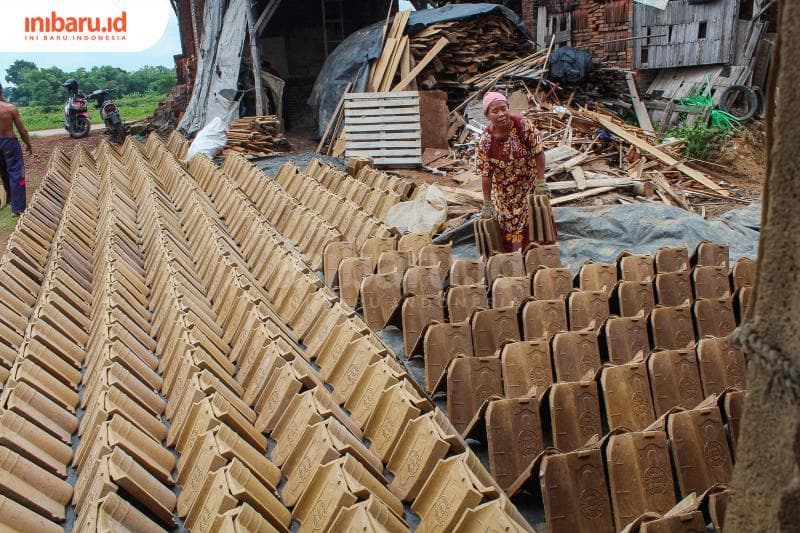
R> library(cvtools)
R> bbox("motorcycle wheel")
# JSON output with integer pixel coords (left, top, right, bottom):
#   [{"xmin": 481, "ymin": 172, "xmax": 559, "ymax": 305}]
[
  {"xmin": 111, "ymin": 122, "xmax": 125, "ymax": 145},
  {"xmin": 70, "ymin": 117, "xmax": 91, "ymax": 139}
]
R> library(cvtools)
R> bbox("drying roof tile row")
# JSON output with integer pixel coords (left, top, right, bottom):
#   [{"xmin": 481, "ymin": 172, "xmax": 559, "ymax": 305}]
[
  {"xmin": 174, "ymin": 132, "xmax": 527, "ymax": 530},
  {"xmin": 0, "ymin": 133, "xmax": 534, "ymax": 532}
]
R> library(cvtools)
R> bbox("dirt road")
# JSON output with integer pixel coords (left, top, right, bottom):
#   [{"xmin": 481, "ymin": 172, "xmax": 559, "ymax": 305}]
[{"xmin": 32, "ymin": 125, "xmax": 106, "ymax": 138}]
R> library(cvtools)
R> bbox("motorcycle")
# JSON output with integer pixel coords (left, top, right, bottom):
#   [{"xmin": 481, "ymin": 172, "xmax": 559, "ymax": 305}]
[
  {"xmin": 63, "ymin": 90, "xmax": 91, "ymax": 139},
  {"xmin": 87, "ymin": 89, "xmax": 125, "ymax": 144}
]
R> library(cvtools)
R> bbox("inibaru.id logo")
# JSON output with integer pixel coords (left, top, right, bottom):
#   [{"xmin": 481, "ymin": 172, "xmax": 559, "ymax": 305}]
[
  {"xmin": 1, "ymin": 0, "xmax": 169, "ymax": 52},
  {"xmin": 25, "ymin": 12, "xmax": 128, "ymax": 34}
]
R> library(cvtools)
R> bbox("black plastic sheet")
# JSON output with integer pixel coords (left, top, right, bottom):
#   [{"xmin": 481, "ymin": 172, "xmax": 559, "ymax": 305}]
[
  {"xmin": 309, "ymin": 3, "xmax": 531, "ymax": 138},
  {"xmin": 436, "ymin": 202, "xmax": 761, "ymax": 272}
]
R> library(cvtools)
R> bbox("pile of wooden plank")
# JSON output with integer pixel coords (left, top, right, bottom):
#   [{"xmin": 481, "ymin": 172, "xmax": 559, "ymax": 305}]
[
  {"xmin": 409, "ymin": 15, "xmax": 535, "ymax": 100},
  {"xmin": 319, "ymin": 11, "xmax": 538, "ymax": 156},
  {"xmin": 223, "ymin": 115, "xmax": 289, "ymax": 157}
]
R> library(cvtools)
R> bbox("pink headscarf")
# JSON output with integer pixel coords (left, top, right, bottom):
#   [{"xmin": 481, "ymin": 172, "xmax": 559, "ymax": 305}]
[{"xmin": 482, "ymin": 91, "xmax": 507, "ymax": 115}]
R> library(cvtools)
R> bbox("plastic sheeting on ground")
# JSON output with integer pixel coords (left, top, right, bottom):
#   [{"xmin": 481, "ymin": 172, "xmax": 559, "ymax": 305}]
[
  {"xmin": 436, "ymin": 202, "xmax": 761, "ymax": 272},
  {"xmin": 309, "ymin": 3, "xmax": 530, "ymax": 138}
]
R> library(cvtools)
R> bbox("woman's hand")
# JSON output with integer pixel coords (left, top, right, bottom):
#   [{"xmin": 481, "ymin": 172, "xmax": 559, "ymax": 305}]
[{"xmin": 481, "ymin": 201, "xmax": 496, "ymax": 219}]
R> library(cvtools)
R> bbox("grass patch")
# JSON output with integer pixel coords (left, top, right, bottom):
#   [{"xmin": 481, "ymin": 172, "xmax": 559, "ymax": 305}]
[
  {"xmin": 0, "ymin": 205, "xmax": 19, "ymax": 235},
  {"xmin": 666, "ymin": 122, "xmax": 730, "ymax": 160},
  {"xmin": 19, "ymin": 93, "xmax": 167, "ymax": 131}
]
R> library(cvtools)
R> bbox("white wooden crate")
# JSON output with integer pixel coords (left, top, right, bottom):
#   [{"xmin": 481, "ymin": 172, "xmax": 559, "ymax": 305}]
[{"xmin": 344, "ymin": 91, "xmax": 422, "ymax": 167}]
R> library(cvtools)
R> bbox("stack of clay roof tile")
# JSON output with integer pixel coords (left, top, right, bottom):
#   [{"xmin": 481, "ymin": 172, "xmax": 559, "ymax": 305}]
[{"xmin": 0, "ymin": 132, "xmax": 535, "ymax": 531}]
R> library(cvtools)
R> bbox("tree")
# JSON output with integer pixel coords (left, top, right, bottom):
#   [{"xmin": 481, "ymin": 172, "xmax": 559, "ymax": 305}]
[
  {"xmin": 5, "ymin": 60, "xmax": 37, "ymax": 85},
  {"xmin": 3, "ymin": 61, "xmax": 176, "ymax": 106}
]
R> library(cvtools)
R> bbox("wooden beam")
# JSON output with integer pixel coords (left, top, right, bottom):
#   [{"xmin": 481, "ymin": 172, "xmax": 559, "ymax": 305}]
[
  {"xmin": 379, "ymin": 35, "xmax": 409, "ymax": 92},
  {"xmin": 570, "ymin": 166, "xmax": 587, "ymax": 190},
  {"xmin": 594, "ymin": 115, "xmax": 730, "ymax": 196},
  {"xmin": 255, "ymin": 0, "xmax": 283, "ymax": 36},
  {"xmin": 317, "ymin": 82, "xmax": 352, "ymax": 153},
  {"xmin": 547, "ymin": 177, "xmax": 636, "ymax": 192},
  {"xmin": 626, "ymin": 72, "xmax": 655, "ymax": 134},
  {"xmin": 391, "ymin": 37, "xmax": 449, "ymax": 92},
  {"xmin": 551, "ymin": 186, "xmax": 618, "ymax": 205},
  {"xmin": 246, "ymin": 0, "xmax": 264, "ymax": 116}
]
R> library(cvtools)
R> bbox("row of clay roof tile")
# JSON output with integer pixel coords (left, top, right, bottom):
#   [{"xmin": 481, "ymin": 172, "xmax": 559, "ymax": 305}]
[{"xmin": 0, "ymin": 133, "xmax": 534, "ymax": 532}]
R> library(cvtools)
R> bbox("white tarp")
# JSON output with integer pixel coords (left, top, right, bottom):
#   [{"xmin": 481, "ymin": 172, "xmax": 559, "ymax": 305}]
[
  {"xmin": 635, "ymin": 0, "xmax": 669, "ymax": 9},
  {"xmin": 204, "ymin": 0, "xmax": 248, "ymax": 128},
  {"xmin": 179, "ymin": 0, "xmax": 248, "ymax": 135},
  {"xmin": 178, "ymin": 0, "xmax": 224, "ymax": 134}
]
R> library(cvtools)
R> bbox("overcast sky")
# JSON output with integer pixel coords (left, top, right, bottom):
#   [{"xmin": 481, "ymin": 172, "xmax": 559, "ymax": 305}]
[{"xmin": 1, "ymin": 2, "xmax": 418, "ymax": 84}]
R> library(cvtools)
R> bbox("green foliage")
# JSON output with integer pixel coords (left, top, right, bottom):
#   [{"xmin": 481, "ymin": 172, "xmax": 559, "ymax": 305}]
[
  {"xmin": 0, "ymin": 206, "xmax": 20, "ymax": 235},
  {"xmin": 4, "ymin": 60, "xmax": 37, "ymax": 85},
  {"xmin": 666, "ymin": 121, "xmax": 729, "ymax": 160},
  {"xmin": 18, "ymin": 93, "xmax": 166, "ymax": 131},
  {"xmin": 4, "ymin": 61, "xmax": 175, "ymax": 107}
]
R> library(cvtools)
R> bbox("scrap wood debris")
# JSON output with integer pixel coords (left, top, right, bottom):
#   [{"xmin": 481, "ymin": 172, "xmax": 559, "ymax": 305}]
[
  {"xmin": 222, "ymin": 115, "xmax": 291, "ymax": 158},
  {"xmin": 409, "ymin": 16, "xmax": 537, "ymax": 100}
]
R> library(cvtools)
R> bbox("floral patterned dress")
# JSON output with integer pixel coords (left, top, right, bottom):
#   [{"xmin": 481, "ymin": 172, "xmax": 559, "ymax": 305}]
[{"xmin": 476, "ymin": 114, "xmax": 544, "ymax": 251}]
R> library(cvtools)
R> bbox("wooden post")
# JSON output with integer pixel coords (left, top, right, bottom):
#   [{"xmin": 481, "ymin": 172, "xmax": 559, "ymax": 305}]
[{"xmin": 246, "ymin": 0, "xmax": 264, "ymax": 116}]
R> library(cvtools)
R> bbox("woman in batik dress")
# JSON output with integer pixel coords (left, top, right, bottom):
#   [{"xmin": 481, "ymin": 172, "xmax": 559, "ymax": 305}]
[{"xmin": 476, "ymin": 91, "xmax": 551, "ymax": 252}]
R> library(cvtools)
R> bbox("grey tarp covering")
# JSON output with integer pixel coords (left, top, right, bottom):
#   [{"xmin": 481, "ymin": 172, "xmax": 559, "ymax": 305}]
[
  {"xmin": 309, "ymin": 3, "xmax": 532, "ymax": 138},
  {"xmin": 435, "ymin": 202, "xmax": 761, "ymax": 272},
  {"xmin": 178, "ymin": 0, "xmax": 225, "ymax": 134},
  {"xmin": 179, "ymin": 0, "xmax": 248, "ymax": 135}
]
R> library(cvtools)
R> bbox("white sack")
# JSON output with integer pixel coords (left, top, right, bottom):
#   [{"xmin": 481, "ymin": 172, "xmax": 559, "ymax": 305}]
[
  {"xmin": 386, "ymin": 185, "xmax": 448, "ymax": 235},
  {"xmin": 187, "ymin": 117, "xmax": 228, "ymax": 161}
]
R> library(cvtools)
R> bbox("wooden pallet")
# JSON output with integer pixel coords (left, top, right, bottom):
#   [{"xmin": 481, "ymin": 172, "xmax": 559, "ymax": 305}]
[{"xmin": 344, "ymin": 92, "xmax": 422, "ymax": 168}]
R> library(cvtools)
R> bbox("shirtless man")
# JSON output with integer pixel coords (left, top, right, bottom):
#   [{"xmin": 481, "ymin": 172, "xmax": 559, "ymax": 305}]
[{"xmin": 0, "ymin": 82, "xmax": 33, "ymax": 216}]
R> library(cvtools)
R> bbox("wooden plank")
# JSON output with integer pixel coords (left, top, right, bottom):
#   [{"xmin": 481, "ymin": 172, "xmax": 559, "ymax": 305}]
[
  {"xmin": 344, "ymin": 98, "xmax": 420, "ymax": 109},
  {"xmin": 369, "ymin": 10, "xmax": 410, "ymax": 92},
  {"xmin": 626, "ymin": 72, "xmax": 655, "ymax": 134},
  {"xmin": 346, "ymin": 140, "xmax": 421, "ymax": 149},
  {"xmin": 594, "ymin": 115, "xmax": 729, "ymax": 196},
  {"xmin": 345, "ymin": 115, "xmax": 421, "ymax": 125},
  {"xmin": 379, "ymin": 35, "xmax": 409, "ymax": 92},
  {"xmin": 345, "ymin": 91, "xmax": 418, "ymax": 100},
  {"xmin": 368, "ymin": 0, "xmax": 395, "ymax": 89},
  {"xmin": 345, "ymin": 147, "xmax": 422, "ymax": 157},
  {"xmin": 551, "ymin": 186, "xmax": 618, "ymax": 205},
  {"xmin": 346, "ymin": 124, "xmax": 420, "ymax": 133},
  {"xmin": 400, "ymin": 37, "xmax": 411, "ymax": 80},
  {"xmin": 316, "ymin": 82, "xmax": 351, "ymax": 153},
  {"xmin": 391, "ymin": 37, "xmax": 449, "ymax": 92},
  {"xmin": 370, "ymin": 37, "xmax": 397, "ymax": 91},
  {"xmin": 255, "ymin": 0, "xmax": 284, "ymax": 35},
  {"xmin": 343, "ymin": 106, "xmax": 419, "ymax": 116},
  {"xmin": 649, "ymin": 171, "xmax": 692, "ymax": 210},
  {"xmin": 547, "ymin": 177, "xmax": 635, "ymax": 192},
  {"xmin": 371, "ymin": 157, "xmax": 423, "ymax": 166},
  {"xmin": 347, "ymin": 132, "xmax": 421, "ymax": 141},
  {"xmin": 570, "ymin": 167, "xmax": 587, "ymax": 190}
]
